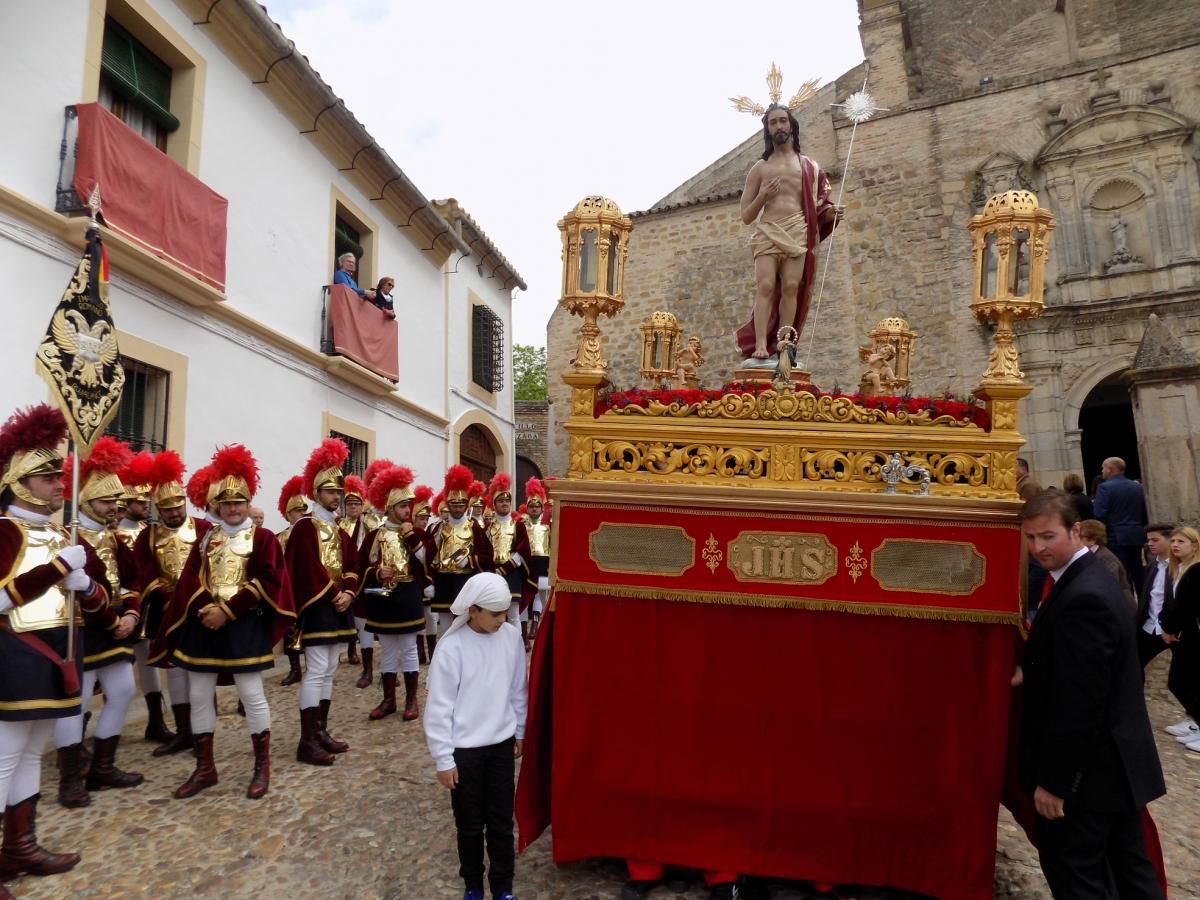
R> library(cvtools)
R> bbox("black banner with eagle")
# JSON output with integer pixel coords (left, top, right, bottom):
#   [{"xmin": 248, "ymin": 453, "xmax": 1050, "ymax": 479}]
[{"xmin": 35, "ymin": 223, "xmax": 125, "ymax": 451}]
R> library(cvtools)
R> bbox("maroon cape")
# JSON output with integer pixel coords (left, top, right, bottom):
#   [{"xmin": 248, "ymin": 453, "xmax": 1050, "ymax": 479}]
[{"xmin": 284, "ymin": 515, "xmax": 360, "ymax": 616}]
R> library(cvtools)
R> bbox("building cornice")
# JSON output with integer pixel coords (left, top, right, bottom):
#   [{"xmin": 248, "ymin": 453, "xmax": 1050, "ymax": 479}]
[{"xmin": 432, "ymin": 199, "xmax": 526, "ymax": 292}]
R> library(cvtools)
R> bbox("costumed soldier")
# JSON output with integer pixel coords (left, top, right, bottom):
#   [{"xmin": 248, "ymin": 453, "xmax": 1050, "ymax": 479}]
[
  {"xmin": 185, "ymin": 466, "xmax": 216, "ymax": 525},
  {"xmin": 286, "ymin": 438, "xmax": 360, "ymax": 766},
  {"xmin": 432, "ymin": 466, "xmax": 493, "ymax": 634},
  {"xmin": 522, "ymin": 477, "xmax": 552, "ymax": 638},
  {"xmin": 275, "ymin": 474, "xmax": 307, "ymax": 687},
  {"xmin": 135, "ymin": 450, "xmax": 211, "ymax": 756},
  {"xmin": 0, "ymin": 405, "xmax": 115, "ymax": 897},
  {"xmin": 411, "ymin": 485, "xmax": 436, "ymax": 664},
  {"xmin": 117, "ymin": 450, "xmax": 175, "ymax": 746},
  {"xmin": 361, "ymin": 465, "xmax": 430, "ymax": 721},
  {"xmin": 469, "ymin": 480, "xmax": 487, "ymax": 527},
  {"xmin": 485, "ymin": 474, "xmax": 533, "ymax": 642},
  {"xmin": 153, "ymin": 444, "xmax": 294, "ymax": 800},
  {"xmin": 340, "ymin": 474, "xmax": 373, "ymax": 687},
  {"xmin": 52, "ymin": 436, "xmax": 144, "ymax": 807}
]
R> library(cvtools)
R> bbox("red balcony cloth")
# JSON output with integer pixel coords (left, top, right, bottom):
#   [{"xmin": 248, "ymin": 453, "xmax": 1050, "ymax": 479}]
[
  {"xmin": 327, "ymin": 284, "xmax": 399, "ymax": 381},
  {"xmin": 73, "ymin": 103, "xmax": 228, "ymax": 292}
]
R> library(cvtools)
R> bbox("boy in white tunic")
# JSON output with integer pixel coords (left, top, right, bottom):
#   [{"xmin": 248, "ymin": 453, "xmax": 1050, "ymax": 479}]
[{"xmin": 424, "ymin": 572, "xmax": 527, "ymax": 900}]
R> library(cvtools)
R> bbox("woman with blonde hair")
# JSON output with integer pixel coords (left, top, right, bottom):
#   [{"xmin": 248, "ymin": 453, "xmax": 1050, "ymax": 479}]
[{"xmin": 1162, "ymin": 526, "xmax": 1200, "ymax": 752}]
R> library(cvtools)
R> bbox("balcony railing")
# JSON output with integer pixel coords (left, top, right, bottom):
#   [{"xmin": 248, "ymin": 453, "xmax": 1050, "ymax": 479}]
[{"xmin": 53, "ymin": 103, "xmax": 229, "ymax": 292}]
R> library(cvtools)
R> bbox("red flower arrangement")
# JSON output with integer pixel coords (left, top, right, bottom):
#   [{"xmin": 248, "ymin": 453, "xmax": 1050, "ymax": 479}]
[{"xmin": 594, "ymin": 383, "xmax": 990, "ymax": 429}]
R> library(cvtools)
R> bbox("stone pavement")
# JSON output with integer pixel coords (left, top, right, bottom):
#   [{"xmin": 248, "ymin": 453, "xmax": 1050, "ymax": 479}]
[{"xmin": 9, "ymin": 652, "xmax": 1199, "ymax": 899}]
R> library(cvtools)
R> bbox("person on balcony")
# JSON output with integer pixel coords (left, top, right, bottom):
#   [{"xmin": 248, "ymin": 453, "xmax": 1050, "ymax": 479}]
[
  {"xmin": 372, "ymin": 277, "xmax": 397, "ymax": 318},
  {"xmin": 332, "ymin": 253, "xmax": 376, "ymax": 302}
]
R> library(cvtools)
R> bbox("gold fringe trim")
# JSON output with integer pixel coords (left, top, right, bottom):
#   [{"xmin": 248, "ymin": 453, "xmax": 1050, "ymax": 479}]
[
  {"xmin": 565, "ymin": 502, "xmax": 1020, "ymax": 531},
  {"xmin": 553, "ymin": 580, "xmax": 1022, "ymax": 626}
]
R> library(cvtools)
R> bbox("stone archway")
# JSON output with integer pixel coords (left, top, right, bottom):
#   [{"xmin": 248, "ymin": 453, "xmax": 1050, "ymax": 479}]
[
  {"xmin": 1078, "ymin": 374, "xmax": 1141, "ymax": 492},
  {"xmin": 515, "ymin": 455, "xmax": 542, "ymax": 506},
  {"xmin": 459, "ymin": 424, "xmax": 498, "ymax": 484}
]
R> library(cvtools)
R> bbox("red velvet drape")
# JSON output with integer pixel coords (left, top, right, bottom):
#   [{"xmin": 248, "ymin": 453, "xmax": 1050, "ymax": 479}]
[
  {"xmin": 327, "ymin": 284, "xmax": 399, "ymax": 381},
  {"xmin": 518, "ymin": 591, "xmax": 1017, "ymax": 900},
  {"xmin": 73, "ymin": 103, "xmax": 228, "ymax": 291}
]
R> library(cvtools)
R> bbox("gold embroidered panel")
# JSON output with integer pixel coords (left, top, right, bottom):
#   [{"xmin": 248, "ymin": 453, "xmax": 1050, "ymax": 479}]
[
  {"xmin": 870, "ymin": 539, "xmax": 985, "ymax": 596},
  {"xmin": 727, "ymin": 531, "xmax": 837, "ymax": 585},
  {"xmin": 589, "ymin": 524, "xmax": 695, "ymax": 575}
]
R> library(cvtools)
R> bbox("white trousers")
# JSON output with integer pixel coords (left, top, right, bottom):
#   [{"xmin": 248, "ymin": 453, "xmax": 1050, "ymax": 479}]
[
  {"xmin": 188, "ymin": 671, "xmax": 270, "ymax": 734},
  {"xmin": 134, "ymin": 642, "xmax": 161, "ymax": 694},
  {"xmin": 299, "ymin": 644, "xmax": 339, "ymax": 709},
  {"xmin": 354, "ymin": 616, "xmax": 374, "ymax": 649},
  {"xmin": 53, "ymin": 660, "xmax": 137, "ymax": 748},
  {"xmin": 423, "ymin": 606, "xmax": 438, "ymax": 635},
  {"xmin": 376, "ymin": 633, "xmax": 419, "ymax": 674},
  {"xmin": 0, "ymin": 719, "xmax": 52, "ymax": 808},
  {"xmin": 166, "ymin": 666, "xmax": 189, "ymax": 707}
]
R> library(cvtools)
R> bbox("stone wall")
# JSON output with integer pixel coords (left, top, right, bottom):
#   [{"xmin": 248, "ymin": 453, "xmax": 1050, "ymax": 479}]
[{"xmin": 514, "ymin": 399, "xmax": 549, "ymax": 477}]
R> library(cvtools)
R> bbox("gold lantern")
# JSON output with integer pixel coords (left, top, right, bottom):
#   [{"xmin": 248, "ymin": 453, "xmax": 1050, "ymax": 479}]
[
  {"xmin": 968, "ymin": 189, "xmax": 1055, "ymax": 432},
  {"xmin": 557, "ymin": 196, "xmax": 633, "ymax": 375},
  {"xmin": 639, "ymin": 311, "xmax": 682, "ymax": 386}
]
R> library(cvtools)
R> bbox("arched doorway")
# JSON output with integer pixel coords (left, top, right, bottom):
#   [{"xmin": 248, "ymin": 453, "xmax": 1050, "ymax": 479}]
[
  {"xmin": 1078, "ymin": 374, "xmax": 1141, "ymax": 491},
  {"xmin": 515, "ymin": 455, "xmax": 542, "ymax": 506},
  {"xmin": 459, "ymin": 424, "xmax": 497, "ymax": 484}
]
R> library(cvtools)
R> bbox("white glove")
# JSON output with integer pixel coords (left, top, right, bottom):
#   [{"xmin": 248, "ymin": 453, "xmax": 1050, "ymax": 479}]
[
  {"xmin": 57, "ymin": 545, "xmax": 87, "ymax": 571},
  {"xmin": 423, "ymin": 584, "xmax": 435, "ymax": 600},
  {"xmin": 0, "ymin": 589, "xmax": 12, "ymax": 613},
  {"xmin": 509, "ymin": 552, "xmax": 524, "ymax": 568},
  {"xmin": 63, "ymin": 570, "xmax": 92, "ymax": 593},
  {"xmin": 538, "ymin": 576, "xmax": 550, "ymax": 592}
]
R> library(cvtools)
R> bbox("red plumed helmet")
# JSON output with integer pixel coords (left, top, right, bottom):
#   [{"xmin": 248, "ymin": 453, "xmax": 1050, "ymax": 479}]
[
  {"xmin": 277, "ymin": 474, "xmax": 306, "ymax": 519},
  {"xmin": 0, "ymin": 404, "xmax": 68, "ymax": 473},
  {"xmin": 362, "ymin": 457, "xmax": 395, "ymax": 489},
  {"xmin": 413, "ymin": 484, "xmax": 433, "ymax": 506},
  {"xmin": 304, "ymin": 438, "xmax": 349, "ymax": 498},
  {"xmin": 469, "ymin": 480, "xmax": 486, "ymax": 501},
  {"xmin": 120, "ymin": 450, "xmax": 157, "ymax": 489},
  {"xmin": 368, "ymin": 464, "xmax": 414, "ymax": 512},
  {"xmin": 152, "ymin": 450, "xmax": 186, "ymax": 488},
  {"xmin": 343, "ymin": 474, "xmax": 367, "ymax": 501},
  {"xmin": 524, "ymin": 476, "xmax": 548, "ymax": 504},
  {"xmin": 488, "ymin": 472, "xmax": 512, "ymax": 500},
  {"xmin": 77, "ymin": 436, "xmax": 133, "ymax": 504},
  {"xmin": 442, "ymin": 464, "xmax": 474, "ymax": 501},
  {"xmin": 186, "ymin": 466, "xmax": 214, "ymax": 511},
  {"xmin": 210, "ymin": 444, "xmax": 260, "ymax": 502},
  {"xmin": 431, "ymin": 489, "xmax": 446, "ymax": 514}
]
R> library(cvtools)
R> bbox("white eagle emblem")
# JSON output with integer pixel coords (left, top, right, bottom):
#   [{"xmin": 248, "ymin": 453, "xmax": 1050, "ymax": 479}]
[{"xmin": 50, "ymin": 309, "xmax": 119, "ymax": 387}]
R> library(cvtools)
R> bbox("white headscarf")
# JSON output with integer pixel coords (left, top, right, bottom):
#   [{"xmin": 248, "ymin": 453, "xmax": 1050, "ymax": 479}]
[{"xmin": 442, "ymin": 572, "xmax": 512, "ymax": 640}]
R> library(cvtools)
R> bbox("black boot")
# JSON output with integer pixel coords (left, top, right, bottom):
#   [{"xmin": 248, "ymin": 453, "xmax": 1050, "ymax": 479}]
[
  {"xmin": 143, "ymin": 691, "xmax": 176, "ymax": 743},
  {"xmin": 346, "ymin": 639, "xmax": 360, "ymax": 666},
  {"xmin": 85, "ymin": 735, "xmax": 143, "ymax": 791},
  {"xmin": 154, "ymin": 704, "xmax": 193, "ymax": 756},
  {"xmin": 55, "ymin": 746, "xmax": 90, "ymax": 809},
  {"xmin": 355, "ymin": 647, "xmax": 374, "ymax": 689},
  {"xmin": 280, "ymin": 649, "xmax": 303, "ymax": 686}
]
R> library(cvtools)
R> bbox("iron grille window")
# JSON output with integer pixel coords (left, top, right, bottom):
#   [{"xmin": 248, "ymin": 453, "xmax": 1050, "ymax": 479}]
[
  {"xmin": 471, "ymin": 305, "xmax": 504, "ymax": 393},
  {"xmin": 105, "ymin": 358, "xmax": 170, "ymax": 452},
  {"xmin": 329, "ymin": 430, "xmax": 368, "ymax": 478}
]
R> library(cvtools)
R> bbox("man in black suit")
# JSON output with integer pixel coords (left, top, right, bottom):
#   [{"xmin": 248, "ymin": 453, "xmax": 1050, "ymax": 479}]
[
  {"xmin": 1019, "ymin": 491, "xmax": 1165, "ymax": 898},
  {"xmin": 1094, "ymin": 457, "xmax": 1148, "ymax": 589},
  {"xmin": 1136, "ymin": 524, "xmax": 1175, "ymax": 669}
]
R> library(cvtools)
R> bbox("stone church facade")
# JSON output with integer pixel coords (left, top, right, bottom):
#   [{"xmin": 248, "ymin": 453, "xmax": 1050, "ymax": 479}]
[{"xmin": 544, "ymin": 0, "xmax": 1200, "ymax": 520}]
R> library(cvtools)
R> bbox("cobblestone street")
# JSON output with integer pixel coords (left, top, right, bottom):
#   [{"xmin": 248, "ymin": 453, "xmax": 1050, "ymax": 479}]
[{"xmin": 8, "ymin": 651, "xmax": 1196, "ymax": 899}]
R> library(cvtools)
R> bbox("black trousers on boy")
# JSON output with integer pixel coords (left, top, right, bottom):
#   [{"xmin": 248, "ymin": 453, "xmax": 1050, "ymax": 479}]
[{"xmin": 451, "ymin": 736, "xmax": 516, "ymax": 895}]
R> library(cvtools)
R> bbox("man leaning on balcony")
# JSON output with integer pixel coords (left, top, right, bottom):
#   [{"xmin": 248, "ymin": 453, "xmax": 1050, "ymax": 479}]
[{"xmin": 333, "ymin": 253, "xmax": 377, "ymax": 302}]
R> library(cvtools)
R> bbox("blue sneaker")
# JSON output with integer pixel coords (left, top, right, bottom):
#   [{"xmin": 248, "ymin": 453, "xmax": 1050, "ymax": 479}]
[{"xmin": 463, "ymin": 891, "xmax": 484, "ymax": 900}]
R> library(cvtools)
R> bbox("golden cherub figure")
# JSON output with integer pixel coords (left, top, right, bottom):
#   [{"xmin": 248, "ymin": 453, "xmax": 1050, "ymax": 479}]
[
  {"xmin": 859, "ymin": 343, "xmax": 898, "ymax": 397},
  {"xmin": 674, "ymin": 335, "xmax": 705, "ymax": 388}
]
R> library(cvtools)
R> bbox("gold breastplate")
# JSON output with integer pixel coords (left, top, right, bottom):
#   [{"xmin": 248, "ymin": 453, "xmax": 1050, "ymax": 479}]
[
  {"xmin": 527, "ymin": 520, "xmax": 550, "ymax": 557},
  {"xmin": 153, "ymin": 520, "xmax": 198, "ymax": 588},
  {"xmin": 487, "ymin": 517, "xmax": 516, "ymax": 564},
  {"xmin": 6, "ymin": 519, "xmax": 73, "ymax": 632},
  {"xmin": 278, "ymin": 525, "xmax": 292, "ymax": 552},
  {"xmin": 205, "ymin": 525, "xmax": 255, "ymax": 602},
  {"xmin": 115, "ymin": 522, "xmax": 144, "ymax": 549},
  {"xmin": 371, "ymin": 524, "xmax": 413, "ymax": 586},
  {"xmin": 437, "ymin": 520, "xmax": 474, "ymax": 574},
  {"xmin": 81, "ymin": 526, "xmax": 121, "ymax": 593},
  {"xmin": 315, "ymin": 518, "xmax": 344, "ymax": 579},
  {"xmin": 363, "ymin": 510, "xmax": 384, "ymax": 532},
  {"xmin": 337, "ymin": 516, "xmax": 356, "ymax": 538}
]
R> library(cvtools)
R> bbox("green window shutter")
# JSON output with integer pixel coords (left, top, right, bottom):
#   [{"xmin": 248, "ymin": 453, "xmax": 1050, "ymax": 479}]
[
  {"xmin": 101, "ymin": 18, "xmax": 180, "ymax": 133},
  {"xmin": 335, "ymin": 218, "xmax": 365, "ymax": 261}
]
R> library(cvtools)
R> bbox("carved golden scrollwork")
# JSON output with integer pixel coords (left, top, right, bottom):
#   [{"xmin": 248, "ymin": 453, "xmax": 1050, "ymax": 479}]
[
  {"xmin": 568, "ymin": 435, "xmax": 593, "ymax": 477},
  {"xmin": 594, "ymin": 441, "xmax": 769, "ymax": 479},
  {"xmin": 991, "ymin": 450, "xmax": 1017, "ymax": 492},
  {"xmin": 702, "ymin": 534, "xmax": 723, "ymax": 574},
  {"xmin": 844, "ymin": 541, "xmax": 867, "ymax": 583},
  {"xmin": 770, "ymin": 444, "xmax": 798, "ymax": 481},
  {"xmin": 902, "ymin": 452, "xmax": 990, "ymax": 487}
]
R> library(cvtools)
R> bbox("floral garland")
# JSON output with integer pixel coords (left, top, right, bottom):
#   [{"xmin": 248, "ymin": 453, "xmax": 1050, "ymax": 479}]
[{"xmin": 594, "ymin": 382, "xmax": 991, "ymax": 429}]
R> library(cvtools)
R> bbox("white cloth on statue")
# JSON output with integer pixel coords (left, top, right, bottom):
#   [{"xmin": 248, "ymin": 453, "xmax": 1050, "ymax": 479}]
[
  {"xmin": 442, "ymin": 572, "xmax": 512, "ymax": 641},
  {"xmin": 0, "ymin": 719, "xmax": 53, "ymax": 807},
  {"xmin": 423, "ymin": 617, "xmax": 527, "ymax": 773},
  {"xmin": 189, "ymin": 671, "xmax": 270, "ymax": 734},
  {"xmin": 299, "ymin": 644, "xmax": 339, "ymax": 709}
]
